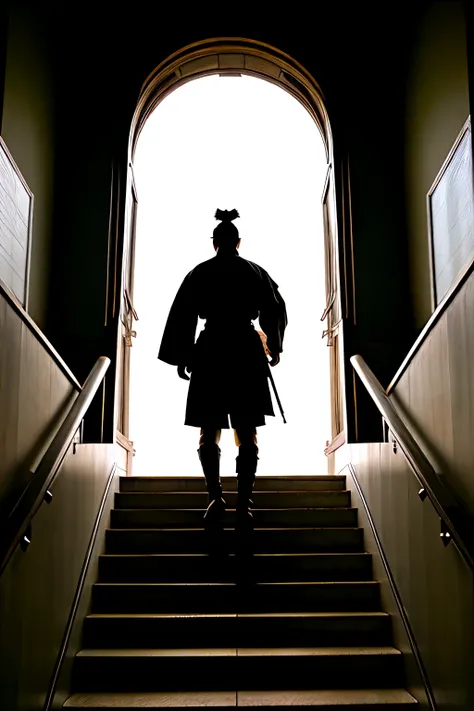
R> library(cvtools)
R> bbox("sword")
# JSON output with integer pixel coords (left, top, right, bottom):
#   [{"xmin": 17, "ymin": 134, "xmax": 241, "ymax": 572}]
[
  {"xmin": 256, "ymin": 330, "xmax": 287, "ymax": 424},
  {"xmin": 267, "ymin": 362, "xmax": 287, "ymax": 424}
]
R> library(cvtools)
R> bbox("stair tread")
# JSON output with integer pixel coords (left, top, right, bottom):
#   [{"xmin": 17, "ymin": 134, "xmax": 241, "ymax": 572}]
[
  {"xmin": 93, "ymin": 580, "xmax": 379, "ymax": 587},
  {"xmin": 117, "ymin": 491, "xmax": 350, "ymax": 494},
  {"xmin": 86, "ymin": 611, "xmax": 389, "ymax": 619},
  {"xmin": 121, "ymin": 476, "xmax": 346, "ymax": 480},
  {"xmin": 106, "ymin": 527, "xmax": 362, "ymax": 532},
  {"xmin": 112, "ymin": 507, "xmax": 358, "ymax": 511},
  {"xmin": 77, "ymin": 647, "xmax": 400, "ymax": 657},
  {"xmin": 237, "ymin": 689, "xmax": 417, "ymax": 706},
  {"xmin": 100, "ymin": 552, "xmax": 371, "ymax": 558},
  {"xmin": 64, "ymin": 690, "xmax": 236, "ymax": 707},
  {"xmin": 64, "ymin": 688, "xmax": 417, "ymax": 707}
]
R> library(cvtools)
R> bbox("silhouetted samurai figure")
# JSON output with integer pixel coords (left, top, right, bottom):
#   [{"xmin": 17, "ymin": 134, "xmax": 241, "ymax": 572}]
[{"xmin": 158, "ymin": 209, "xmax": 287, "ymax": 530}]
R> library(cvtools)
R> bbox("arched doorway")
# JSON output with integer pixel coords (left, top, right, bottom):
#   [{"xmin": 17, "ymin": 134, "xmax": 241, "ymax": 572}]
[{"xmin": 116, "ymin": 39, "xmax": 346, "ymax": 473}]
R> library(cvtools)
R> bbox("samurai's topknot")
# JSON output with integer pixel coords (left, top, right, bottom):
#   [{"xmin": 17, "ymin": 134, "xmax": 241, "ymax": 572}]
[
  {"xmin": 215, "ymin": 208, "xmax": 240, "ymax": 222},
  {"xmin": 212, "ymin": 209, "xmax": 240, "ymax": 248}
]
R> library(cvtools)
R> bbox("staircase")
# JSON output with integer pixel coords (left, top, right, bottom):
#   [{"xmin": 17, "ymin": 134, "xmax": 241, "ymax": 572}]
[{"xmin": 64, "ymin": 475, "xmax": 418, "ymax": 709}]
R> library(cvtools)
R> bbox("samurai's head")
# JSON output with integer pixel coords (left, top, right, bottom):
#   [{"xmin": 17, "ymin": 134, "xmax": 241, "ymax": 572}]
[{"xmin": 212, "ymin": 209, "xmax": 240, "ymax": 252}]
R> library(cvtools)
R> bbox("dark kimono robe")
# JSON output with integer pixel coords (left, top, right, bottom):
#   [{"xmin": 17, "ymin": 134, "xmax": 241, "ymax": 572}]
[{"xmin": 158, "ymin": 251, "xmax": 287, "ymax": 428}]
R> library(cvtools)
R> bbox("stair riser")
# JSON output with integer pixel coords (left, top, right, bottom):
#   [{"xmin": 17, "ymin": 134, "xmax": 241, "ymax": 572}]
[
  {"xmin": 83, "ymin": 616, "xmax": 392, "ymax": 648},
  {"xmin": 98, "ymin": 554, "xmax": 373, "ymax": 583},
  {"xmin": 73, "ymin": 655, "xmax": 403, "ymax": 692},
  {"xmin": 110, "ymin": 508, "xmax": 359, "ymax": 528},
  {"xmin": 119, "ymin": 477, "xmax": 347, "ymax": 492},
  {"xmin": 91, "ymin": 583, "xmax": 381, "ymax": 614},
  {"xmin": 115, "ymin": 492, "xmax": 351, "ymax": 509},
  {"xmin": 105, "ymin": 529, "xmax": 364, "ymax": 554}
]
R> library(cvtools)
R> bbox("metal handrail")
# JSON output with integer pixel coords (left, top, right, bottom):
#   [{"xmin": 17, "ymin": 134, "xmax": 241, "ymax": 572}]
[
  {"xmin": 351, "ymin": 354, "xmax": 474, "ymax": 572},
  {"xmin": 1, "ymin": 356, "xmax": 111, "ymax": 575}
]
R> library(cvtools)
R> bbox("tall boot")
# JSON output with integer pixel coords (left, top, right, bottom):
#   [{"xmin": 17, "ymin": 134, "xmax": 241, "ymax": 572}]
[
  {"xmin": 235, "ymin": 443, "xmax": 259, "ymax": 530},
  {"xmin": 198, "ymin": 442, "xmax": 226, "ymax": 524}
]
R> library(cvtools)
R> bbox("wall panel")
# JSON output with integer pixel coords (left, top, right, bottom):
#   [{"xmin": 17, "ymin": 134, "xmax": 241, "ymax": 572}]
[
  {"xmin": 0, "ymin": 443, "xmax": 115, "ymax": 711},
  {"xmin": 389, "ymin": 269, "xmax": 474, "ymax": 516},
  {"xmin": 337, "ymin": 443, "xmax": 474, "ymax": 711},
  {"xmin": 0, "ymin": 286, "xmax": 80, "ymax": 520}
]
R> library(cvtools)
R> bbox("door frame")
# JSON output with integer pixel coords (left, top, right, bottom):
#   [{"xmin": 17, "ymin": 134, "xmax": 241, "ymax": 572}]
[{"xmin": 115, "ymin": 37, "xmax": 355, "ymax": 461}]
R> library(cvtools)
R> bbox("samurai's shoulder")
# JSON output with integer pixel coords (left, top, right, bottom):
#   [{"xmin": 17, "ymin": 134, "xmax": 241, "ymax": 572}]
[
  {"xmin": 183, "ymin": 255, "xmax": 279, "ymax": 289},
  {"xmin": 241, "ymin": 258, "xmax": 280, "ymax": 290},
  {"xmin": 177, "ymin": 257, "xmax": 215, "ymax": 284},
  {"xmin": 183, "ymin": 255, "xmax": 258, "ymax": 279},
  {"xmin": 185, "ymin": 256, "xmax": 218, "ymax": 277}
]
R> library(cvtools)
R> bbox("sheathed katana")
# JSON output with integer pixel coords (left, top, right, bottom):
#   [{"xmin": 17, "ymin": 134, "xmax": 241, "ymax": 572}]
[
  {"xmin": 267, "ymin": 362, "xmax": 287, "ymax": 424},
  {"xmin": 256, "ymin": 330, "xmax": 287, "ymax": 424}
]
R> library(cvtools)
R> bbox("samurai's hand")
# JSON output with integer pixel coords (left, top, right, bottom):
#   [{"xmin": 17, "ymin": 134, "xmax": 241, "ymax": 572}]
[
  {"xmin": 177, "ymin": 365, "xmax": 191, "ymax": 380},
  {"xmin": 267, "ymin": 345, "xmax": 280, "ymax": 367},
  {"xmin": 262, "ymin": 333, "xmax": 280, "ymax": 366}
]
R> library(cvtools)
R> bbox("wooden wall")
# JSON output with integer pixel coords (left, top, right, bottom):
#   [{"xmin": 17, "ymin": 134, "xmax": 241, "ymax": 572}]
[
  {"xmin": 0, "ymin": 284, "xmax": 80, "ymax": 521},
  {"xmin": 343, "ymin": 460, "xmax": 430, "ymax": 709},
  {"xmin": 336, "ymin": 443, "xmax": 474, "ymax": 711},
  {"xmin": 388, "ymin": 266, "xmax": 474, "ymax": 517},
  {"xmin": 335, "ymin": 265, "xmax": 474, "ymax": 709},
  {"xmin": 0, "ymin": 442, "xmax": 116, "ymax": 711}
]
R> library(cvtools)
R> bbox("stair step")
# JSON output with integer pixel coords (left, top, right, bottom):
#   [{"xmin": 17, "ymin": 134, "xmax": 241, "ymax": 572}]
[
  {"xmin": 115, "ymin": 491, "xmax": 351, "ymax": 509},
  {"xmin": 64, "ymin": 690, "xmax": 237, "ymax": 708},
  {"xmin": 67, "ymin": 472, "xmax": 416, "ymax": 707},
  {"xmin": 235, "ymin": 689, "xmax": 418, "ymax": 709},
  {"xmin": 234, "ymin": 689, "xmax": 418, "ymax": 709},
  {"xmin": 105, "ymin": 528, "xmax": 364, "ymax": 554},
  {"xmin": 110, "ymin": 507, "xmax": 359, "ymax": 528},
  {"xmin": 119, "ymin": 476, "xmax": 347, "ymax": 493},
  {"xmin": 72, "ymin": 647, "xmax": 403, "ymax": 692},
  {"xmin": 64, "ymin": 687, "xmax": 418, "ymax": 709},
  {"xmin": 91, "ymin": 581, "xmax": 381, "ymax": 614},
  {"xmin": 83, "ymin": 611, "xmax": 392, "ymax": 648},
  {"xmin": 98, "ymin": 552, "xmax": 373, "ymax": 583}
]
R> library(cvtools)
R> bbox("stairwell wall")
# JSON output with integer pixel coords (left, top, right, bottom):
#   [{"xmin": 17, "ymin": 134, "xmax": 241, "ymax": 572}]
[
  {"xmin": 0, "ymin": 443, "xmax": 116, "ymax": 711},
  {"xmin": 0, "ymin": 285, "xmax": 80, "ymax": 526},
  {"xmin": 336, "ymin": 442, "xmax": 474, "ymax": 711},
  {"xmin": 1, "ymin": 2, "xmax": 57, "ymax": 331},
  {"xmin": 335, "ymin": 262, "xmax": 474, "ymax": 710}
]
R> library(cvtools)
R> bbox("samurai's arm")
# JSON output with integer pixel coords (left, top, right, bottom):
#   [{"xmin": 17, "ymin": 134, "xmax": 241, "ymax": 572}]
[
  {"xmin": 258, "ymin": 271, "xmax": 288, "ymax": 362},
  {"xmin": 157, "ymin": 272, "xmax": 199, "ymax": 370}
]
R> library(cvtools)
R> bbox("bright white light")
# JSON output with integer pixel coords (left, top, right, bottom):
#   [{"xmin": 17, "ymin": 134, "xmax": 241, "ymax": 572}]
[{"xmin": 130, "ymin": 75, "xmax": 331, "ymax": 477}]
